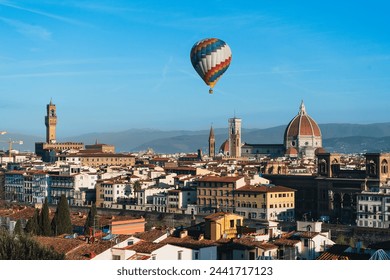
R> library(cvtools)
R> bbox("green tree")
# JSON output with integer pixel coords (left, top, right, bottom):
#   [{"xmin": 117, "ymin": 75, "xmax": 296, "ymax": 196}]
[
  {"xmin": 133, "ymin": 180, "xmax": 141, "ymax": 192},
  {"xmin": 13, "ymin": 220, "xmax": 23, "ymax": 236},
  {"xmin": 40, "ymin": 198, "xmax": 52, "ymax": 236},
  {"xmin": 25, "ymin": 209, "xmax": 40, "ymax": 235},
  {"xmin": 0, "ymin": 229, "xmax": 64, "ymax": 260},
  {"xmin": 84, "ymin": 202, "xmax": 97, "ymax": 235},
  {"xmin": 335, "ymin": 233, "xmax": 346, "ymax": 245},
  {"xmin": 51, "ymin": 194, "xmax": 73, "ymax": 235}
]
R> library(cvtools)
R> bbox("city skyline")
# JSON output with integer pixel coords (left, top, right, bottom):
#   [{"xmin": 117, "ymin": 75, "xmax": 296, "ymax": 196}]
[{"xmin": 0, "ymin": 1, "xmax": 389, "ymax": 137}]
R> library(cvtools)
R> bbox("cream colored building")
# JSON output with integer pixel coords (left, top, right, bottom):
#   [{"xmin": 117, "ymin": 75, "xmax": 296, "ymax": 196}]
[
  {"xmin": 197, "ymin": 175, "xmax": 246, "ymax": 214},
  {"xmin": 60, "ymin": 153, "xmax": 135, "ymax": 167},
  {"xmin": 235, "ymin": 185, "xmax": 296, "ymax": 221}
]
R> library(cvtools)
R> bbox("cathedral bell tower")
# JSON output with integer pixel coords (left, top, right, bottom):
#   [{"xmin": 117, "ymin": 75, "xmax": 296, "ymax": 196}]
[
  {"xmin": 45, "ymin": 99, "xmax": 57, "ymax": 144},
  {"xmin": 209, "ymin": 125, "xmax": 215, "ymax": 158}
]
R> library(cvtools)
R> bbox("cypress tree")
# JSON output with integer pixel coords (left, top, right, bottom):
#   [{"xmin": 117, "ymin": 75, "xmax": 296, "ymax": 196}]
[
  {"xmin": 26, "ymin": 209, "xmax": 40, "ymax": 235},
  {"xmin": 51, "ymin": 194, "xmax": 73, "ymax": 235},
  {"xmin": 84, "ymin": 202, "xmax": 97, "ymax": 235},
  {"xmin": 13, "ymin": 220, "xmax": 23, "ymax": 236},
  {"xmin": 40, "ymin": 198, "xmax": 52, "ymax": 236}
]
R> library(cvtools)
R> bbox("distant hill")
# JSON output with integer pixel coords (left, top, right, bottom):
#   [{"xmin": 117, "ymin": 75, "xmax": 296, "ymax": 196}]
[{"xmin": 7, "ymin": 122, "xmax": 390, "ymax": 154}]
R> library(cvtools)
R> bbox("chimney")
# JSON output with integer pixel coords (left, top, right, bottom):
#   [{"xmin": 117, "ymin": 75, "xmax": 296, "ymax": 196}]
[{"xmin": 198, "ymin": 234, "xmax": 204, "ymax": 241}]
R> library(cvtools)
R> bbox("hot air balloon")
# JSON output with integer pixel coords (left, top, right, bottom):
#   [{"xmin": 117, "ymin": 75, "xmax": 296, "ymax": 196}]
[{"xmin": 190, "ymin": 38, "xmax": 232, "ymax": 94}]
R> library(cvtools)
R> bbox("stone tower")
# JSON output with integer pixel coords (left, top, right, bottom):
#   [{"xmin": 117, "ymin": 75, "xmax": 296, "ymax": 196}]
[
  {"xmin": 228, "ymin": 117, "xmax": 241, "ymax": 158},
  {"xmin": 45, "ymin": 99, "xmax": 57, "ymax": 144},
  {"xmin": 208, "ymin": 125, "xmax": 215, "ymax": 158}
]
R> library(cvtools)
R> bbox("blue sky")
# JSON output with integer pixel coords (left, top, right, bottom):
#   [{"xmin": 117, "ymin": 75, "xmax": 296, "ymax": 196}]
[{"xmin": 0, "ymin": 0, "xmax": 389, "ymax": 138}]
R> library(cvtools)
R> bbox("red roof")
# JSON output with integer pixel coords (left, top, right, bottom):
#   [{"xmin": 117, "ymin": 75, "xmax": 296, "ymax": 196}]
[{"xmin": 284, "ymin": 102, "xmax": 321, "ymax": 138}]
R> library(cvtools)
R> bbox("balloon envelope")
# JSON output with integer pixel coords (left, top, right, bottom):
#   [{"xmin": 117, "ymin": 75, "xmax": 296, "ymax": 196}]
[{"xmin": 190, "ymin": 38, "xmax": 232, "ymax": 91}]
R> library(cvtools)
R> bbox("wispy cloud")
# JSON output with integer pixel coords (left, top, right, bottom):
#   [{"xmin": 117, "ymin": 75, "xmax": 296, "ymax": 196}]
[
  {"xmin": 153, "ymin": 56, "xmax": 173, "ymax": 91},
  {"xmin": 0, "ymin": 1, "xmax": 87, "ymax": 26},
  {"xmin": 0, "ymin": 16, "xmax": 51, "ymax": 40}
]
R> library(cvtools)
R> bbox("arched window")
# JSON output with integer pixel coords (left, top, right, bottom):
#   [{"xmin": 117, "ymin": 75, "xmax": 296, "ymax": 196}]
[
  {"xmin": 319, "ymin": 159, "xmax": 327, "ymax": 173},
  {"xmin": 381, "ymin": 159, "xmax": 388, "ymax": 174},
  {"xmin": 368, "ymin": 160, "xmax": 377, "ymax": 175}
]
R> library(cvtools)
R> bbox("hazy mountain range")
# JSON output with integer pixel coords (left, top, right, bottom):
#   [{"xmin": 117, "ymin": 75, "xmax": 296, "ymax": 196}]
[{"xmin": 2, "ymin": 123, "xmax": 390, "ymax": 154}]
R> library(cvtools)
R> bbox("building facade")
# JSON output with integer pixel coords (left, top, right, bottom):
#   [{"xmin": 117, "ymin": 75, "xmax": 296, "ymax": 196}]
[
  {"xmin": 356, "ymin": 185, "xmax": 390, "ymax": 228},
  {"xmin": 197, "ymin": 176, "xmax": 246, "ymax": 214},
  {"xmin": 235, "ymin": 185, "xmax": 295, "ymax": 221}
]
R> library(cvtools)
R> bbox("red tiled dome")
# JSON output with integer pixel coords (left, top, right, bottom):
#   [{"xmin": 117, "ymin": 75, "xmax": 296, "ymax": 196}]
[
  {"xmin": 315, "ymin": 147, "xmax": 327, "ymax": 155},
  {"xmin": 219, "ymin": 139, "xmax": 229, "ymax": 153},
  {"xmin": 285, "ymin": 147, "xmax": 298, "ymax": 155},
  {"xmin": 284, "ymin": 101, "xmax": 321, "ymax": 139}
]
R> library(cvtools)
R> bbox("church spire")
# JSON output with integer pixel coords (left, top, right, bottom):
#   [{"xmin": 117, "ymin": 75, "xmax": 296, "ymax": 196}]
[{"xmin": 209, "ymin": 125, "xmax": 214, "ymax": 139}]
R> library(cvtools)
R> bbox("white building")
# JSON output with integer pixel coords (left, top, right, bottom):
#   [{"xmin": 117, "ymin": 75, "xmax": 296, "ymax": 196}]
[{"xmin": 356, "ymin": 184, "xmax": 390, "ymax": 228}]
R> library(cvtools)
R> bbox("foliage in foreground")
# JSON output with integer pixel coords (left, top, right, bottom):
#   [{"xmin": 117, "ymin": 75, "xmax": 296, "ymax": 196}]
[{"xmin": 0, "ymin": 229, "xmax": 64, "ymax": 260}]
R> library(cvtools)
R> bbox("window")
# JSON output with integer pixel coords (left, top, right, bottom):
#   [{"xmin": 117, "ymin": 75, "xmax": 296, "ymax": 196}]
[
  {"xmin": 230, "ymin": 220, "xmax": 234, "ymax": 228},
  {"xmin": 178, "ymin": 251, "xmax": 183, "ymax": 260},
  {"xmin": 194, "ymin": 252, "xmax": 199, "ymax": 260}
]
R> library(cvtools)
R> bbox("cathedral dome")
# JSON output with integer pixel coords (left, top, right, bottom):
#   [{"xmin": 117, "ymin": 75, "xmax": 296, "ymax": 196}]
[
  {"xmin": 284, "ymin": 101, "xmax": 321, "ymax": 139},
  {"xmin": 285, "ymin": 147, "xmax": 298, "ymax": 156},
  {"xmin": 284, "ymin": 101, "xmax": 322, "ymax": 158},
  {"xmin": 219, "ymin": 139, "xmax": 229, "ymax": 155}
]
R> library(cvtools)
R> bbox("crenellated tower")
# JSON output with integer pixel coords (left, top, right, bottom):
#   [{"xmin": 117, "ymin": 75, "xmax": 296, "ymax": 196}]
[{"xmin": 45, "ymin": 99, "xmax": 57, "ymax": 144}]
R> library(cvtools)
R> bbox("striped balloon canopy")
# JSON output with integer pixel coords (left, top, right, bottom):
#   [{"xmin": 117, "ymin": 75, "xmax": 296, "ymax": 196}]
[{"xmin": 190, "ymin": 38, "xmax": 232, "ymax": 94}]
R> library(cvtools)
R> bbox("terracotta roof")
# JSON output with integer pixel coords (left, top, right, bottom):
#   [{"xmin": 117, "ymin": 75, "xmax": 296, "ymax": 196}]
[
  {"xmin": 33, "ymin": 236, "xmax": 85, "ymax": 257},
  {"xmin": 134, "ymin": 228, "xmax": 167, "ymax": 242},
  {"xmin": 0, "ymin": 206, "xmax": 36, "ymax": 220},
  {"xmin": 162, "ymin": 236, "xmax": 216, "ymax": 249},
  {"xmin": 273, "ymin": 238, "xmax": 300, "ymax": 247},
  {"xmin": 233, "ymin": 237, "xmax": 278, "ymax": 251},
  {"xmin": 293, "ymin": 231, "xmax": 319, "ymax": 239},
  {"xmin": 125, "ymin": 241, "xmax": 165, "ymax": 254},
  {"xmin": 236, "ymin": 185, "xmax": 296, "ymax": 193},
  {"xmin": 77, "ymin": 153, "xmax": 134, "ymax": 158},
  {"xmin": 198, "ymin": 176, "xmax": 244, "ymax": 183},
  {"xmin": 128, "ymin": 253, "xmax": 151, "ymax": 260},
  {"xmin": 204, "ymin": 211, "xmax": 242, "ymax": 221},
  {"xmin": 317, "ymin": 244, "xmax": 371, "ymax": 260}
]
